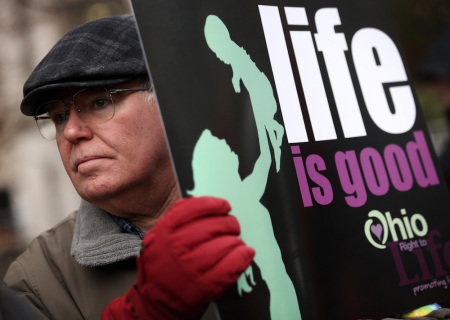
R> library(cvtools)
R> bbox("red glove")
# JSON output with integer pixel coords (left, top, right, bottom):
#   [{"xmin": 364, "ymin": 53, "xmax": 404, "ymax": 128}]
[{"xmin": 102, "ymin": 196, "xmax": 255, "ymax": 320}]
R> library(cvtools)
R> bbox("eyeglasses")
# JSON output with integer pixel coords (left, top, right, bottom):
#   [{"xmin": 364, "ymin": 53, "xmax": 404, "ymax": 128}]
[{"xmin": 34, "ymin": 87, "xmax": 150, "ymax": 140}]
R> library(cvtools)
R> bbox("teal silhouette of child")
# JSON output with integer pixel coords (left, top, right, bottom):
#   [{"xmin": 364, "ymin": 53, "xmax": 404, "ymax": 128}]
[
  {"xmin": 187, "ymin": 15, "xmax": 301, "ymax": 320},
  {"xmin": 204, "ymin": 15, "xmax": 284, "ymax": 172}
]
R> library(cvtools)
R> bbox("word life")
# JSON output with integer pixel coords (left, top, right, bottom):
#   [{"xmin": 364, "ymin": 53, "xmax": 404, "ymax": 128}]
[
  {"xmin": 388, "ymin": 230, "xmax": 450, "ymax": 287},
  {"xmin": 259, "ymin": 6, "xmax": 416, "ymax": 143}
]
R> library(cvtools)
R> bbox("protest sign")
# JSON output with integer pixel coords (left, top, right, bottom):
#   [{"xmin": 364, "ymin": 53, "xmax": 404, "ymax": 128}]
[{"xmin": 132, "ymin": 0, "xmax": 450, "ymax": 318}]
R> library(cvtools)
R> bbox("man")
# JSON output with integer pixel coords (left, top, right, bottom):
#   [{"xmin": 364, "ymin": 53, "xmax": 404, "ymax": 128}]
[
  {"xmin": 6, "ymin": 12, "xmax": 449, "ymax": 320},
  {"xmin": 2, "ymin": 14, "xmax": 254, "ymax": 319}
]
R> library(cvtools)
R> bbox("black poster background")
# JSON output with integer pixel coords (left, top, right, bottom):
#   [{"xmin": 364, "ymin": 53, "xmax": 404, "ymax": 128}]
[{"xmin": 131, "ymin": 0, "xmax": 450, "ymax": 319}]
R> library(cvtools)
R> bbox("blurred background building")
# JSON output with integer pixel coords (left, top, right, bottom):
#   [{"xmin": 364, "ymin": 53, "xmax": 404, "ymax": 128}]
[{"xmin": 0, "ymin": 0, "xmax": 449, "ymax": 280}]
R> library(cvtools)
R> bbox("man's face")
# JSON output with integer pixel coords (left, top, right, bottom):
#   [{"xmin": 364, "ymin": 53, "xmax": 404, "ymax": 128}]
[{"xmin": 54, "ymin": 79, "xmax": 175, "ymax": 215}]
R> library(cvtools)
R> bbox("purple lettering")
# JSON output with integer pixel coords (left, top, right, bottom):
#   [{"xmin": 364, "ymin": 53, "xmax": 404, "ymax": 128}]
[
  {"xmin": 306, "ymin": 155, "xmax": 333, "ymax": 205},
  {"xmin": 387, "ymin": 242, "xmax": 420, "ymax": 286},
  {"xmin": 292, "ymin": 150, "xmax": 313, "ymax": 207},
  {"xmin": 427, "ymin": 230, "xmax": 447, "ymax": 277},
  {"xmin": 360, "ymin": 147, "xmax": 389, "ymax": 196},
  {"xmin": 413, "ymin": 247, "xmax": 433, "ymax": 281},
  {"xmin": 335, "ymin": 150, "xmax": 367, "ymax": 207},
  {"xmin": 384, "ymin": 144, "xmax": 414, "ymax": 191},
  {"xmin": 407, "ymin": 131, "xmax": 439, "ymax": 188}
]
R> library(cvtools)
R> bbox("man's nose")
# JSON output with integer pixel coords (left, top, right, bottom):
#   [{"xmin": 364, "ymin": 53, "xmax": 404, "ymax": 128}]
[{"xmin": 61, "ymin": 105, "xmax": 93, "ymax": 142}]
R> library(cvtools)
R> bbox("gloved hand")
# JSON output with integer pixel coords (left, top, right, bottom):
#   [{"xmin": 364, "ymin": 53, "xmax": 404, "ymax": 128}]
[{"xmin": 102, "ymin": 196, "xmax": 255, "ymax": 320}]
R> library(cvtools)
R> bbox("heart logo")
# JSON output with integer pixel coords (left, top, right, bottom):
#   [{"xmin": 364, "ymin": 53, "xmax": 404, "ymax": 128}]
[{"xmin": 371, "ymin": 224, "xmax": 383, "ymax": 241}]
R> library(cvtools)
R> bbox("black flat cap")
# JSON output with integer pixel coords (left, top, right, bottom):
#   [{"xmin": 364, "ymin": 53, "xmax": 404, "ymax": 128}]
[{"xmin": 21, "ymin": 14, "xmax": 148, "ymax": 116}]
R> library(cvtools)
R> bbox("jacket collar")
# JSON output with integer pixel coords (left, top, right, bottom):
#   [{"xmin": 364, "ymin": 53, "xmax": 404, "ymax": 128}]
[{"xmin": 70, "ymin": 199, "xmax": 142, "ymax": 267}]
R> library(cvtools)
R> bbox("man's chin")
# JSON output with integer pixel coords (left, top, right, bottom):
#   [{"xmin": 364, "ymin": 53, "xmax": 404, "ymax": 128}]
[{"xmin": 77, "ymin": 184, "xmax": 119, "ymax": 205}]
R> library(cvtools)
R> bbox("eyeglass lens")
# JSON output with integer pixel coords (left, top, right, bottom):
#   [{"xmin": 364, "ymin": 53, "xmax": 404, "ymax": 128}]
[{"xmin": 35, "ymin": 88, "xmax": 115, "ymax": 140}]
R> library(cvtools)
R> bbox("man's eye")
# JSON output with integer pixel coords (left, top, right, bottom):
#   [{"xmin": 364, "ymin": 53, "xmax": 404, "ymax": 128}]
[
  {"xmin": 51, "ymin": 113, "xmax": 66, "ymax": 125},
  {"xmin": 92, "ymin": 99, "xmax": 112, "ymax": 109}
]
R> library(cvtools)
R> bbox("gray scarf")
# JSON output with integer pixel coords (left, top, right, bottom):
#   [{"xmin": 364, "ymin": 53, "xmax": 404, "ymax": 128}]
[{"xmin": 70, "ymin": 199, "xmax": 142, "ymax": 267}]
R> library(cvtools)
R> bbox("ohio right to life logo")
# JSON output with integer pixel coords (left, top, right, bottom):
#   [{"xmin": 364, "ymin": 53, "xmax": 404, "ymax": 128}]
[
  {"xmin": 364, "ymin": 209, "xmax": 450, "ymax": 294},
  {"xmin": 364, "ymin": 208, "xmax": 428, "ymax": 249}
]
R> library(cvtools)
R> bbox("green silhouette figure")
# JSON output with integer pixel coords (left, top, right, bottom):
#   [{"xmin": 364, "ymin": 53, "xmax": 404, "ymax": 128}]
[{"xmin": 187, "ymin": 15, "xmax": 301, "ymax": 320}]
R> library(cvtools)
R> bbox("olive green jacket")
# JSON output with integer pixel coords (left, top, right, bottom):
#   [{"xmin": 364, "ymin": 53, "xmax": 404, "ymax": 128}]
[
  {"xmin": 2, "ymin": 200, "xmax": 139, "ymax": 319},
  {"xmin": 2, "ymin": 200, "xmax": 217, "ymax": 320}
]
